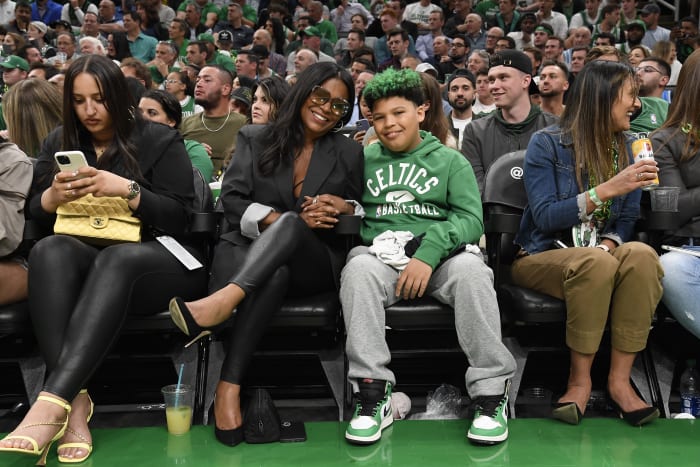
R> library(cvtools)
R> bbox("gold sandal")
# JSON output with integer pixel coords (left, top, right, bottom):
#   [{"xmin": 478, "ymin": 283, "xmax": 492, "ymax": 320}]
[
  {"xmin": 0, "ymin": 394, "xmax": 71, "ymax": 466},
  {"xmin": 58, "ymin": 389, "xmax": 94, "ymax": 464}
]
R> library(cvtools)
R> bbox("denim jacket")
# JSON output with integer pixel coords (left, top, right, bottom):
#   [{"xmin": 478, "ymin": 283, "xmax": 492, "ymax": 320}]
[{"xmin": 515, "ymin": 126, "xmax": 641, "ymax": 255}]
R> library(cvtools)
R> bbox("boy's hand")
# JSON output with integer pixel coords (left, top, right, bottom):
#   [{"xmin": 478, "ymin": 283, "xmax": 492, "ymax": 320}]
[{"xmin": 396, "ymin": 258, "xmax": 432, "ymax": 300}]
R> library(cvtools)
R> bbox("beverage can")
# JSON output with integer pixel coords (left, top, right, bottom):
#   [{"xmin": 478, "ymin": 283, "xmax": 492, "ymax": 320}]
[{"xmin": 631, "ymin": 136, "xmax": 659, "ymax": 190}]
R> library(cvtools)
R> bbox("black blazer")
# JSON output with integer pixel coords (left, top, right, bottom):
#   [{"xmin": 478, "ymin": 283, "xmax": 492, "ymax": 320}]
[
  {"xmin": 30, "ymin": 121, "xmax": 195, "ymax": 239},
  {"xmin": 220, "ymin": 125, "xmax": 364, "ymax": 277}
]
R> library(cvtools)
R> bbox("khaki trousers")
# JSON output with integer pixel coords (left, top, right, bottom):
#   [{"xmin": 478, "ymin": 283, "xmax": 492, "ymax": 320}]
[{"xmin": 511, "ymin": 242, "xmax": 663, "ymax": 354}]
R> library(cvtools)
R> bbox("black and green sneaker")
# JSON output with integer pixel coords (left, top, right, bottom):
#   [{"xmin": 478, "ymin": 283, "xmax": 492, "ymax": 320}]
[
  {"xmin": 467, "ymin": 386, "xmax": 509, "ymax": 445},
  {"xmin": 345, "ymin": 379, "xmax": 393, "ymax": 445}
]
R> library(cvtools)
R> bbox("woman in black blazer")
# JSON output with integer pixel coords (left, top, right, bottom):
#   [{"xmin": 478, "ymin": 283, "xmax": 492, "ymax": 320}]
[{"xmin": 170, "ymin": 62, "xmax": 364, "ymax": 446}]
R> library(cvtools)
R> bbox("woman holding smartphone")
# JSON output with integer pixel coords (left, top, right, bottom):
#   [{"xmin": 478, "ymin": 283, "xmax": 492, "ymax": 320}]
[
  {"xmin": 0, "ymin": 55, "xmax": 207, "ymax": 465},
  {"xmin": 169, "ymin": 62, "xmax": 363, "ymax": 446}
]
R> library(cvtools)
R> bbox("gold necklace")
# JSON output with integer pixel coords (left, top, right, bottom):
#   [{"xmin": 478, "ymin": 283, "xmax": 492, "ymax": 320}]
[
  {"xmin": 93, "ymin": 144, "xmax": 107, "ymax": 158},
  {"xmin": 201, "ymin": 108, "xmax": 232, "ymax": 132}
]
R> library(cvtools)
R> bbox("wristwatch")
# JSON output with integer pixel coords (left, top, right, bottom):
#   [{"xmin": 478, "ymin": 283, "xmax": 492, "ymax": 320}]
[
  {"xmin": 125, "ymin": 180, "xmax": 140, "ymax": 201},
  {"xmin": 596, "ymin": 244, "xmax": 611, "ymax": 253}
]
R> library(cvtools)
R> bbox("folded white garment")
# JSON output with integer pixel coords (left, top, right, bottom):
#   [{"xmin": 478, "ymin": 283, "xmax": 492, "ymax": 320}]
[{"xmin": 368, "ymin": 230, "xmax": 414, "ymax": 270}]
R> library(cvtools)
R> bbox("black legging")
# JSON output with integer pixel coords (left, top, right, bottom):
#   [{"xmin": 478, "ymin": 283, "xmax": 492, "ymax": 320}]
[
  {"xmin": 208, "ymin": 212, "xmax": 337, "ymax": 384},
  {"xmin": 28, "ymin": 235, "xmax": 208, "ymax": 400}
]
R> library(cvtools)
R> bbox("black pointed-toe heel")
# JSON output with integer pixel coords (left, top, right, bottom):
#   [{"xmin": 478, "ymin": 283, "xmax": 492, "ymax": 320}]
[
  {"xmin": 215, "ymin": 426, "xmax": 244, "ymax": 446},
  {"xmin": 552, "ymin": 402, "xmax": 584, "ymax": 425},
  {"xmin": 608, "ymin": 398, "xmax": 659, "ymax": 426},
  {"xmin": 169, "ymin": 297, "xmax": 212, "ymax": 348}
]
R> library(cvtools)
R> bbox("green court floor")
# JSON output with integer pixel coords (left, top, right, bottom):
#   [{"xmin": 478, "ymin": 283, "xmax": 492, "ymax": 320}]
[{"xmin": 2, "ymin": 418, "xmax": 699, "ymax": 466}]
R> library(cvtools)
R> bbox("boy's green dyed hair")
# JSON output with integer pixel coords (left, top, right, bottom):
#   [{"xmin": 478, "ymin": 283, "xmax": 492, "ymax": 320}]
[{"xmin": 362, "ymin": 68, "xmax": 425, "ymax": 111}]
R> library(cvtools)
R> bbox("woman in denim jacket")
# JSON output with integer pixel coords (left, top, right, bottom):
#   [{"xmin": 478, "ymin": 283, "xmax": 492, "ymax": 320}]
[{"xmin": 512, "ymin": 61, "xmax": 664, "ymax": 427}]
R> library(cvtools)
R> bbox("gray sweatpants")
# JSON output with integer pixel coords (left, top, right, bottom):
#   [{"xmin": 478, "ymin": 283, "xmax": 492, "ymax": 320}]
[{"xmin": 341, "ymin": 246, "xmax": 516, "ymax": 398}]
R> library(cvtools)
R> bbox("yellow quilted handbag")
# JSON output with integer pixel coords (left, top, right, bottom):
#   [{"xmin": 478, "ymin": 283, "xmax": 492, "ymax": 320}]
[{"xmin": 54, "ymin": 193, "xmax": 141, "ymax": 245}]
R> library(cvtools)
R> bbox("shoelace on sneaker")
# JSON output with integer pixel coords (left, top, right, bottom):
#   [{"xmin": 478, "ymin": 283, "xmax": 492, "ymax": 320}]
[
  {"xmin": 357, "ymin": 395, "xmax": 382, "ymax": 417},
  {"xmin": 475, "ymin": 395, "xmax": 504, "ymax": 417}
]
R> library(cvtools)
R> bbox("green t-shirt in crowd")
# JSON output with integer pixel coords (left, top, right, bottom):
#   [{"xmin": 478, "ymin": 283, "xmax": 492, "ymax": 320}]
[
  {"xmin": 185, "ymin": 139, "xmax": 214, "ymax": 182},
  {"xmin": 629, "ymin": 97, "xmax": 668, "ymax": 135}
]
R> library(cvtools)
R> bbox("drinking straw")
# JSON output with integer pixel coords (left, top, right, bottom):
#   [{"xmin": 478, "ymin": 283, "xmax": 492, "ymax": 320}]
[{"xmin": 175, "ymin": 363, "xmax": 184, "ymax": 405}]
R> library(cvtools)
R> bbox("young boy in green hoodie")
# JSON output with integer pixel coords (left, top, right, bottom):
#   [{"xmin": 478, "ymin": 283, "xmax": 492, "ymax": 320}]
[{"xmin": 342, "ymin": 68, "xmax": 516, "ymax": 447}]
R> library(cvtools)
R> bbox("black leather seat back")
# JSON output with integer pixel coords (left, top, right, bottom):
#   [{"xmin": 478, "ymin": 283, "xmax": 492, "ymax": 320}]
[
  {"xmin": 483, "ymin": 150, "xmax": 527, "ymax": 210},
  {"xmin": 482, "ymin": 150, "xmax": 566, "ymax": 324},
  {"xmin": 483, "ymin": 150, "xmax": 527, "ymax": 283}
]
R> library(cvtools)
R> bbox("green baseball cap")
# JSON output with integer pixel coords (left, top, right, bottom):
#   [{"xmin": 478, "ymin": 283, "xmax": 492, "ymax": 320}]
[
  {"xmin": 625, "ymin": 19, "xmax": 646, "ymax": 32},
  {"xmin": 197, "ymin": 33, "xmax": 215, "ymax": 44},
  {"xmin": 0, "ymin": 55, "xmax": 29, "ymax": 72},
  {"xmin": 299, "ymin": 26, "xmax": 321, "ymax": 38}
]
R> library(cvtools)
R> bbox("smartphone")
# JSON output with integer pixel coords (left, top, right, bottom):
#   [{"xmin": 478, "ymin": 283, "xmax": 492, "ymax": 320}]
[
  {"xmin": 356, "ymin": 119, "xmax": 370, "ymax": 132},
  {"xmin": 279, "ymin": 420, "xmax": 306, "ymax": 443},
  {"xmin": 55, "ymin": 151, "xmax": 89, "ymax": 174}
]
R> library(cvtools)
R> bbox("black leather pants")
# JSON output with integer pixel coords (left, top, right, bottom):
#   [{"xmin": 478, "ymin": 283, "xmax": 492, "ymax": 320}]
[
  {"xmin": 28, "ymin": 235, "xmax": 208, "ymax": 400},
  {"xmin": 208, "ymin": 212, "xmax": 336, "ymax": 384}
]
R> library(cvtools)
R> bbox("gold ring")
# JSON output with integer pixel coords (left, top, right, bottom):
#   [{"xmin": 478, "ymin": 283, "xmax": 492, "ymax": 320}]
[
  {"xmin": 313, "ymin": 197, "xmax": 318, "ymax": 204},
  {"xmin": 637, "ymin": 173, "xmax": 643, "ymax": 180}
]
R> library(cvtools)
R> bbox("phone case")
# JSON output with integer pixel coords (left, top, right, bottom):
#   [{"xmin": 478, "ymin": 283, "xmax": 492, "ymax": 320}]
[{"xmin": 55, "ymin": 151, "xmax": 88, "ymax": 173}]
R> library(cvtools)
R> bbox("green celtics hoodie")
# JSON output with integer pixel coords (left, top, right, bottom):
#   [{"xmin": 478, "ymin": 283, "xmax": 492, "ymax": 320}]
[{"xmin": 361, "ymin": 130, "xmax": 483, "ymax": 269}]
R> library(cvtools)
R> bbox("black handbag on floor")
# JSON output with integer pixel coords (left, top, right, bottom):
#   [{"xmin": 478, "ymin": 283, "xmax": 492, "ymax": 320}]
[{"xmin": 244, "ymin": 388, "xmax": 281, "ymax": 443}]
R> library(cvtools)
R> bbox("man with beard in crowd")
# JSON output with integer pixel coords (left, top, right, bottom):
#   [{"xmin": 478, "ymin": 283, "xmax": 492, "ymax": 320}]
[
  {"xmin": 538, "ymin": 60, "xmax": 568, "ymax": 116},
  {"xmin": 439, "ymin": 33, "xmax": 468, "ymax": 77},
  {"xmin": 629, "ymin": 57, "xmax": 669, "ymax": 135},
  {"xmin": 180, "ymin": 65, "xmax": 247, "ymax": 174},
  {"xmin": 617, "ymin": 19, "xmax": 647, "ymax": 55},
  {"xmin": 446, "ymin": 69, "xmax": 476, "ymax": 148},
  {"xmin": 509, "ymin": 12, "xmax": 536, "ymax": 50}
]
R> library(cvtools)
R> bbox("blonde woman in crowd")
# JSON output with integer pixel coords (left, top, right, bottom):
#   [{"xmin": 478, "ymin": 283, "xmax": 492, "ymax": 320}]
[
  {"xmin": 3, "ymin": 79, "xmax": 63, "ymax": 158},
  {"xmin": 652, "ymin": 40, "xmax": 682, "ymax": 85}
]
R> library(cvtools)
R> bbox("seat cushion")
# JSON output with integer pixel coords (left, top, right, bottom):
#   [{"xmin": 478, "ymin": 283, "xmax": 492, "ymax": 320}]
[
  {"xmin": 500, "ymin": 284, "xmax": 566, "ymax": 323},
  {"xmin": 270, "ymin": 292, "xmax": 340, "ymax": 332},
  {"xmin": 0, "ymin": 301, "xmax": 31, "ymax": 334},
  {"xmin": 386, "ymin": 296, "xmax": 454, "ymax": 331}
]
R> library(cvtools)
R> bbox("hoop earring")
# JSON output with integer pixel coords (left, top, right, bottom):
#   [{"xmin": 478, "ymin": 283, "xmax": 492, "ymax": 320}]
[{"xmin": 331, "ymin": 119, "xmax": 345, "ymax": 133}]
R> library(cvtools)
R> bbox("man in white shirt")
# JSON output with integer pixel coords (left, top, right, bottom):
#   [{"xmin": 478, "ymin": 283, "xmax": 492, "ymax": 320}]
[
  {"xmin": 472, "ymin": 67, "xmax": 496, "ymax": 115},
  {"xmin": 535, "ymin": 0, "xmax": 567, "ymax": 39},
  {"xmin": 415, "ymin": 10, "xmax": 444, "ymax": 61},
  {"xmin": 640, "ymin": 3, "xmax": 670, "ymax": 49},
  {"xmin": 331, "ymin": 0, "xmax": 374, "ymax": 39},
  {"xmin": 0, "ymin": 0, "xmax": 15, "ymax": 25},
  {"xmin": 403, "ymin": 0, "xmax": 441, "ymax": 35}
]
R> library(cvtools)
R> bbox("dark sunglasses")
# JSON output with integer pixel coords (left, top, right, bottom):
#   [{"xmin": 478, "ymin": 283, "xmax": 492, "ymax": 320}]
[{"xmin": 309, "ymin": 85, "xmax": 349, "ymax": 117}]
